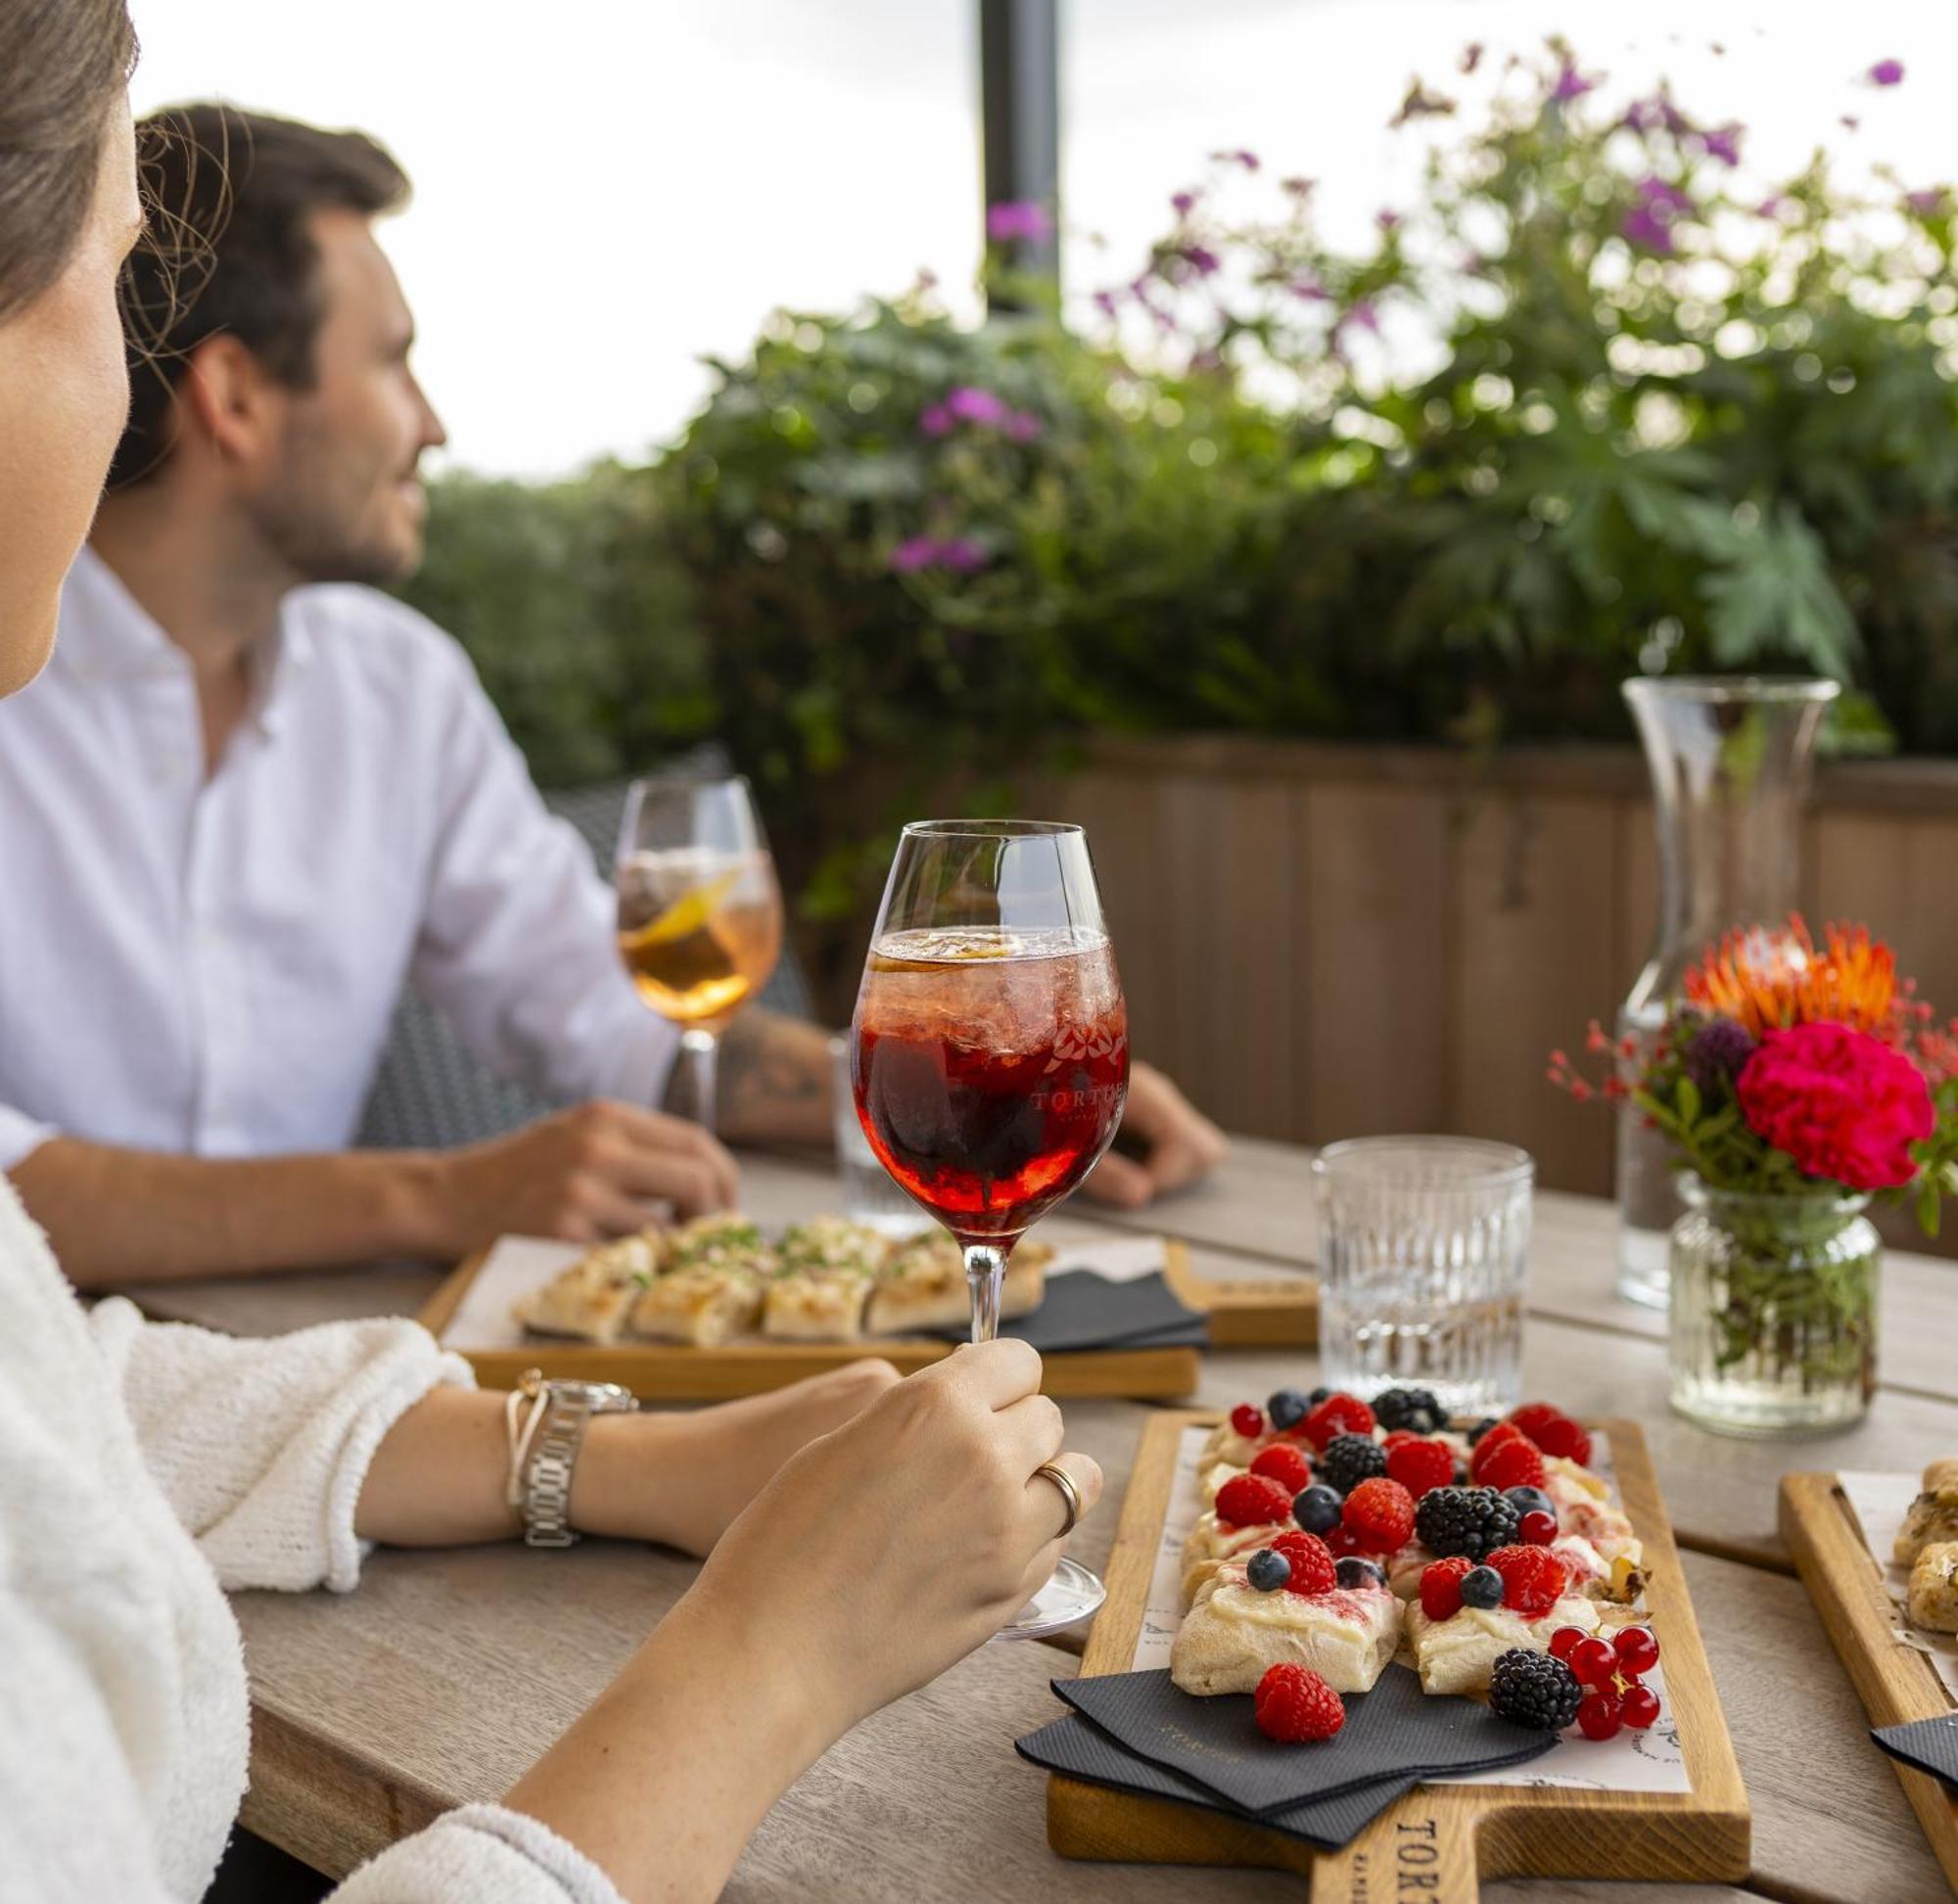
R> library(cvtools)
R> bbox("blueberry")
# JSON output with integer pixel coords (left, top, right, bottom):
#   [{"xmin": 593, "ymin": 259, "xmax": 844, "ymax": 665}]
[
  {"xmin": 1334, "ymin": 1556, "xmax": 1385, "ymax": 1591},
  {"xmin": 1293, "ymin": 1484, "xmax": 1342, "ymax": 1534},
  {"xmin": 1246, "ymin": 1547, "xmax": 1291, "ymax": 1593},
  {"xmin": 1307, "ymin": 1385, "xmax": 1331, "ymax": 1406},
  {"xmin": 1267, "ymin": 1387, "xmax": 1311, "ymax": 1431},
  {"xmin": 1504, "ymin": 1485, "xmax": 1556, "ymax": 1522},
  {"xmin": 1460, "ymin": 1564, "xmax": 1504, "ymax": 1610}
]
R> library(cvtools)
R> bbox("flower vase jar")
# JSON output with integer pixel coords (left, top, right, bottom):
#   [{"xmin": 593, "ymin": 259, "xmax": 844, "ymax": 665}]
[
  {"xmin": 1667, "ymin": 1176, "xmax": 1879, "ymax": 1436},
  {"xmin": 1615, "ymin": 677, "xmax": 1839, "ymax": 1309}
]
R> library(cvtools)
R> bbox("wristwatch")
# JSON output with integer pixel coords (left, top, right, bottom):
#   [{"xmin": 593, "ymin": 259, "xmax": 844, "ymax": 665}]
[{"xmin": 518, "ymin": 1376, "xmax": 640, "ymax": 1548}]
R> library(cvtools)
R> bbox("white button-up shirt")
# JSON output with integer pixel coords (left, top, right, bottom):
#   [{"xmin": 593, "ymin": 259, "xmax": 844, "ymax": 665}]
[{"xmin": 0, "ymin": 547, "xmax": 676, "ymax": 1171}]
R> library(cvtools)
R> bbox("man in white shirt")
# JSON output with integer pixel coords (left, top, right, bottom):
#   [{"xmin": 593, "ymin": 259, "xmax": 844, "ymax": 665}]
[{"xmin": 1, "ymin": 106, "xmax": 1225, "ymax": 1288}]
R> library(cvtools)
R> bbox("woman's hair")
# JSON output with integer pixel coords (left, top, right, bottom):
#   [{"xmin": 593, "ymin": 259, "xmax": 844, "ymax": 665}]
[{"xmin": 0, "ymin": 0, "xmax": 138, "ymax": 323}]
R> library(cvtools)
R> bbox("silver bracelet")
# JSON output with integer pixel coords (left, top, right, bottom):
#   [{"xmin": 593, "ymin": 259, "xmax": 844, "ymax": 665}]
[{"xmin": 505, "ymin": 1370, "xmax": 639, "ymax": 1548}]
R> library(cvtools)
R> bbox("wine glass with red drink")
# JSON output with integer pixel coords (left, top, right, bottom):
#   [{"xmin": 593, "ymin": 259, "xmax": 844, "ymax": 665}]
[{"xmin": 851, "ymin": 819, "xmax": 1127, "ymax": 1635}]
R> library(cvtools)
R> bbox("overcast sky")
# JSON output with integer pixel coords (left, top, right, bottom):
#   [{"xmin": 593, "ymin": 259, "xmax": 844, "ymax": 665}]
[{"xmin": 129, "ymin": 1, "xmax": 1958, "ymax": 479}]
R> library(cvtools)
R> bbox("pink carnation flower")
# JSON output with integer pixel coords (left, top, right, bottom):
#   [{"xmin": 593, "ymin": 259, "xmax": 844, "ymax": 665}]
[{"xmin": 1737, "ymin": 1022, "xmax": 1934, "ymax": 1190}]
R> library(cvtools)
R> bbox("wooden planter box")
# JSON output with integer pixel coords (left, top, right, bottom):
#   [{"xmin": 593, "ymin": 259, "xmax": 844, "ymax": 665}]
[{"xmin": 1032, "ymin": 737, "xmax": 1958, "ymax": 1221}]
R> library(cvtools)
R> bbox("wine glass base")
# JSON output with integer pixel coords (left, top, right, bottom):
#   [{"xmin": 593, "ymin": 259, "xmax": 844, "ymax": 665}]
[{"xmin": 991, "ymin": 1556, "xmax": 1106, "ymax": 1642}]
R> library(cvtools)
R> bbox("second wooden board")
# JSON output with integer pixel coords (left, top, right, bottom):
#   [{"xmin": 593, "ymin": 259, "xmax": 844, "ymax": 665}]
[
  {"xmin": 1780, "ymin": 1470, "xmax": 1958, "ymax": 1895},
  {"xmin": 1048, "ymin": 1412, "xmax": 1749, "ymax": 1902}
]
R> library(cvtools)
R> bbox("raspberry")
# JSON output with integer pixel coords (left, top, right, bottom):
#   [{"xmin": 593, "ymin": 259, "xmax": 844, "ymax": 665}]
[
  {"xmin": 1216, "ymin": 1473, "xmax": 1293, "ymax": 1529},
  {"xmin": 1488, "ymin": 1649, "xmax": 1584, "ymax": 1731},
  {"xmin": 1301, "ymin": 1392, "xmax": 1376, "ymax": 1451},
  {"xmin": 1324, "ymin": 1521, "xmax": 1364, "ymax": 1556},
  {"xmin": 1487, "ymin": 1544, "xmax": 1567, "ymax": 1618},
  {"xmin": 1341, "ymin": 1476, "xmax": 1416, "ymax": 1552},
  {"xmin": 1230, "ymin": 1404, "xmax": 1265, "ymax": 1439},
  {"xmin": 1268, "ymin": 1530, "xmax": 1337, "ymax": 1596},
  {"xmin": 1317, "ymin": 1432, "xmax": 1388, "ymax": 1496},
  {"xmin": 1473, "ymin": 1436, "xmax": 1546, "ymax": 1494},
  {"xmin": 1255, "ymin": 1663, "xmax": 1345, "ymax": 1741},
  {"xmin": 1468, "ymin": 1420, "xmax": 1530, "ymax": 1474},
  {"xmin": 1381, "ymin": 1429, "xmax": 1420, "ymax": 1452},
  {"xmin": 1516, "ymin": 1509, "xmax": 1558, "ymax": 1547},
  {"xmin": 1509, "ymin": 1403, "xmax": 1592, "ymax": 1466},
  {"xmin": 1385, "ymin": 1436, "xmax": 1456, "ymax": 1501},
  {"xmin": 1250, "ymin": 1443, "xmax": 1314, "ymax": 1493},
  {"xmin": 1420, "ymin": 1556, "xmax": 1474, "ymax": 1621}
]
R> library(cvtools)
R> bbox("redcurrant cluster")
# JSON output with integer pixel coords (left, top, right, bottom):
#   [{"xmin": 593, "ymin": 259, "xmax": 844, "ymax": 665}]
[{"xmin": 1549, "ymin": 1623, "xmax": 1662, "ymax": 1740}]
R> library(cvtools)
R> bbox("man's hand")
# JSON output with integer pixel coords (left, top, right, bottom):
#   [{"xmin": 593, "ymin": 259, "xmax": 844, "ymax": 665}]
[
  {"xmin": 431, "ymin": 1100, "xmax": 739, "ymax": 1256},
  {"xmin": 1085, "ymin": 1060, "xmax": 1229, "ymax": 1209}
]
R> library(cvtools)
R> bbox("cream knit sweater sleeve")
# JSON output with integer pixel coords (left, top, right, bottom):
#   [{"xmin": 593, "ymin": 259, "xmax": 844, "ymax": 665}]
[{"xmin": 87, "ymin": 1296, "xmax": 478, "ymax": 1593}]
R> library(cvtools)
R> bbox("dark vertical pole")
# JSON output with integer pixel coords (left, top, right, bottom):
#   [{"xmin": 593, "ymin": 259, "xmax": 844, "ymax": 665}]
[{"xmin": 979, "ymin": 0, "xmax": 1060, "ymax": 297}]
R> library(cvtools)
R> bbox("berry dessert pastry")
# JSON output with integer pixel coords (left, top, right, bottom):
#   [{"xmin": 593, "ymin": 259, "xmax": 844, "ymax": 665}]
[
  {"xmin": 1894, "ymin": 1457, "xmax": 1958, "ymax": 1568},
  {"xmin": 761, "ymin": 1217, "xmax": 886, "ymax": 1340},
  {"xmin": 512, "ymin": 1230, "xmax": 663, "ymax": 1343},
  {"xmin": 1172, "ymin": 1531, "xmax": 1403, "ymax": 1695},
  {"xmin": 1404, "ymin": 1547, "xmax": 1609, "ymax": 1695},
  {"xmin": 1180, "ymin": 1473, "xmax": 1301, "ymax": 1604},
  {"xmin": 1907, "ymin": 1542, "xmax": 1958, "ymax": 1633}
]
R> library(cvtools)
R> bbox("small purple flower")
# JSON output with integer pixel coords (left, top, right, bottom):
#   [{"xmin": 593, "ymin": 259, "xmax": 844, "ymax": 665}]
[
  {"xmin": 1341, "ymin": 299, "xmax": 1380, "ymax": 336},
  {"xmin": 889, "ymin": 536, "xmax": 940, "ymax": 574},
  {"xmin": 1700, "ymin": 122, "xmax": 1744, "ymax": 165},
  {"xmin": 1621, "ymin": 206, "xmax": 1676, "ymax": 254},
  {"xmin": 1376, "ymin": 209, "xmax": 1402, "ymax": 232},
  {"xmin": 918, "ymin": 404, "xmax": 953, "ymax": 439},
  {"xmin": 1551, "ymin": 63, "xmax": 1597, "ymax": 103},
  {"xmin": 1461, "ymin": 42, "xmax": 1484, "ymax": 74},
  {"xmin": 1092, "ymin": 289, "xmax": 1119, "ymax": 319},
  {"xmin": 1637, "ymin": 175, "xmax": 1694, "ymax": 213},
  {"xmin": 1211, "ymin": 148, "xmax": 1260, "ymax": 171},
  {"xmin": 1907, "ymin": 186, "xmax": 1949, "ymax": 217},
  {"xmin": 1841, "ymin": 114, "xmax": 1862, "ymax": 132},
  {"xmin": 1683, "ymin": 1019, "xmax": 1757, "ymax": 1097},
  {"xmin": 1869, "ymin": 58, "xmax": 1904, "ymax": 87},
  {"xmin": 986, "ymin": 200, "xmax": 1052, "ymax": 243},
  {"xmin": 946, "ymin": 385, "xmax": 1008, "ymax": 427},
  {"xmin": 1389, "ymin": 83, "xmax": 1456, "ymax": 127},
  {"xmin": 1289, "ymin": 279, "xmax": 1331, "ymax": 302},
  {"xmin": 1171, "ymin": 190, "xmax": 1197, "ymax": 215},
  {"xmin": 1004, "ymin": 409, "xmax": 1043, "ymax": 443},
  {"xmin": 1281, "ymin": 175, "xmax": 1316, "ymax": 198},
  {"xmin": 1755, "ymin": 194, "xmax": 1788, "ymax": 219},
  {"xmin": 1179, "ymin": 243, "xmax": 1222, "ymax": 276},
  {"xmin": 938, "ymin": 536, "xmax": 989, "ymax": 574}
]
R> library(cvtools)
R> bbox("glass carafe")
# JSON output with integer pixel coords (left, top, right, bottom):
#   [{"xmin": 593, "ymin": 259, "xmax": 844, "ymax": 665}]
[{"xmin": 1615, "ymin": 676, "xmax": 1838, "ymax": 1309}]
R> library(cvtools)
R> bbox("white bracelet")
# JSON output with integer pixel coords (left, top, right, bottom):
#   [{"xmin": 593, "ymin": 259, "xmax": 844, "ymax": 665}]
[{"xmin": 503, "ymin": 1370, "xmax": 549, "ymax": 1512}]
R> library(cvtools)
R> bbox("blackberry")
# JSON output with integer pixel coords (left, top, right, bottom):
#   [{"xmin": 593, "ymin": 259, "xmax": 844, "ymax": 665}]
[
  {"xmin": 1488, "ymin": 1649, "xmax": 1584, "ymax": 1732},
  {"xmin": 1414, "ymin": 1485, "xmax": 1519, "ymax": 1560},
  {"xmin": 1317, "ymin": 1432, "xmax": 1388, "ymax": 1496},
  {"xmin": 1246, "ymin": 1548, "xmax": 1291, "ymax": 1593},
  {"xmin": 1267, "ymin": 1386, "xmax": 1311, "ymax": 1431},
  {"xmin": 1373, "ymin": 1386, "xmax": 1444, "ymax": 1434}
]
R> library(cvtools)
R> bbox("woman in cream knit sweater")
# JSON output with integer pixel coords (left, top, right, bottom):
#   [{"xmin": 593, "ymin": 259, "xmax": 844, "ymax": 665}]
[{"xmin": 0, "ymin": 11, "xmax": 1101, "ymax": 1902}]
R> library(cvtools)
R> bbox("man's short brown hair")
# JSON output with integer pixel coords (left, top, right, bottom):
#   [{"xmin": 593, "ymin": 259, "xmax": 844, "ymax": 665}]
[{"xmin": 111, "ymin": 104, "xmax": 408, "ymax": 488}]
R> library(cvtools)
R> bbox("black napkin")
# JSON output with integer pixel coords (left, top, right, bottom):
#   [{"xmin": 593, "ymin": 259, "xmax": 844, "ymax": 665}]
[
  {"xmin": 1872, "ymin": 1713, "xmax": 1958, "ymax": 1788},
  {"xmin": 1016, "ymin": 1712, "xmax": 1420, "ymax": 1849},
  {"xmin": 930, "ymin": 1269, "xmax": 1207, "ymax": 1352},
  {"xmin": 1053, "ymin": 1665, "xmax": 1556, "ymax": 1817}
]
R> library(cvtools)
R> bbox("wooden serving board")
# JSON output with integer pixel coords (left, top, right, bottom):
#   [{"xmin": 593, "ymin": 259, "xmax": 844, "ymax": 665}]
[
  {"xmin": 1049, "ymin": 1412, "xmax": 1749, "ymax": 1901},
  {"xmin": 1781, "ymin": 1471, "xmax": 1958, "ymax": 1893},
  {"xmin": 418, "ymin": 1239, "xmax": 1308, "ymax": 1400}
]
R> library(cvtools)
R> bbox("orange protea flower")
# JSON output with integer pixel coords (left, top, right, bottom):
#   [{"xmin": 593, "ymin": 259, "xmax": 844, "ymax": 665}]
[{"xmin": 1684, "ymin": 914, "xmax": 1900, "ymax": 1040}]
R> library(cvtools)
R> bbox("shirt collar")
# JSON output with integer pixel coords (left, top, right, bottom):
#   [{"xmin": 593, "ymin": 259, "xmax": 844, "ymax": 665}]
[{"xmin": 59, "ymin": 545, "xmax": 315, "ymax": 732}]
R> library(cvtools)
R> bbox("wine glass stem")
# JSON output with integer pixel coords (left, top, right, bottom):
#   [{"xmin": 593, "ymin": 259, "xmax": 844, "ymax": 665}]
[
  {"xmin": 680, "ymin": 1027, "xmax": 720, "ymax": 1134},
  {"xmin": 964, "ymin": 1243, "xmax": 1007, "ymax": 1344}
]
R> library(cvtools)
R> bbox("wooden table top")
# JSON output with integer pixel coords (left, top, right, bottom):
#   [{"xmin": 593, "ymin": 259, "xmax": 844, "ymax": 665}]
[{"xmin": 138, "ymin": 1138, "xmax": 1958, "ymax": 1903}]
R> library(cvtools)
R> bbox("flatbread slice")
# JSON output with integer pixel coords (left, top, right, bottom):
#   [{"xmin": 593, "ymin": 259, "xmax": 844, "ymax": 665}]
[
  {"xmin": 512, "ymin": 1231, "xmax": 663, "ymax": 1344},
  {"xmin": 629, "ymin": 1264, "xmax": 767, "ymax": 1346},
  {"xmin": 863, "ymin": 1231, "xmax": 1051, "ymax": 1335}
]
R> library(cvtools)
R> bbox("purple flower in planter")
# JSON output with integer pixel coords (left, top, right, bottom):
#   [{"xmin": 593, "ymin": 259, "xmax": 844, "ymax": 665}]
[
  {"xmin": 1281, "ymin": 174, "xmax": 1317, "ymax": 198},
  {"xmin": 1179, "ymin": 243, "xmax": 1222, "ymax": 276},
  {"xmin": 1551, "ymin": 63, "xmax": 1598, "ymax": 103},
  {"xmin": 1622, "ymin": 205, "xmax": 1677, "ymax": 254},
  {"xmin": 1637, "ymin": 175, "xmax": 1695, "ymax": 213},
  {"xmin": 1683, "ymin": 1019, "xmax": 1757, "ymax": 1096},
  {"xmin": 1755, "ymin": 194, "xmax": 1788, "ymax": 218},
  {"xmin": 1171, "ymin": 189, "xmax": 1197, "ymax": 215},
  {"xmin": 889, "ymin": 536, "xmax": 941, "ymax": 574},
  {"xmin": 1907, "ymin": 186, "xmax": 1949, "ymax": 216},
  {"xmin": 918, "ymin": 404, "xmax": 953, "ymax": 439},
  {"xmin": 1092, "ymin": 289, "xmax": 1120, "ymax": 319},
  {"xmin": 939, "ymin": 536, "xmax": 989, "ymax": 573},
  {"xmin": 1700, "ymin": 122, "xmax": 1744, "ymax": 165},
  {"xmin": 1211, "ymin": 148, "xmax": 1260, "ymax": 170},
  {"xmin": 1341, "ymin": 299, "xmax": 1380, "ymax": 336},
  {"xmin": 1004, "ymin": 409, "xmax": 1044, "ymax": 442},
  {"xmin": 1626, "ymin": 94, "xmax": 1692, "ymax": 136},
  {"xmin": 1376, "ymin": 209, "xmax": 1402, "ymax": 232},
  {"xmin": 946, "ymin": 385, "xmax": 1009, "ymax": 427},
  {"xmin": 987, "ymin": 200, "xmax": 1052, "ymax": 243},
  {"xmin": 1868, "ymin": 58, "xmax": 1905, "ymax": 87},
  {"xmin": 1290, "ymin": 279, "xmax": 1332, "ymax": 302}
]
